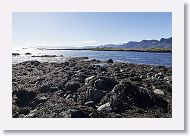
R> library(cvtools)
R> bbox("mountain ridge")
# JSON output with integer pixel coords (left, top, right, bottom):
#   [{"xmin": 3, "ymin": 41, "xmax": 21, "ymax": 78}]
[{"xmin": 98, "ymin": 37, "xmax": 172, "ymax": 49}]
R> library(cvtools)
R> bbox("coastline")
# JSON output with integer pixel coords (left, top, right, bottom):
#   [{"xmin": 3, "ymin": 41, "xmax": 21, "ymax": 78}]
[
  {"xmin": 12, "ymin": 57, "xmax": 172, "ymax": 118},
  {"xmin": 46, "ymin": 48, "xmax": 172, "ymax": 53}
]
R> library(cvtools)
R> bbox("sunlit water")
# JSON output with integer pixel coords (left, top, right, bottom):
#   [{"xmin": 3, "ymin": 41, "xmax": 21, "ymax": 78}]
[{"xmin": 12, "ymin": 48, "xmax": 172, "ymax": 66}]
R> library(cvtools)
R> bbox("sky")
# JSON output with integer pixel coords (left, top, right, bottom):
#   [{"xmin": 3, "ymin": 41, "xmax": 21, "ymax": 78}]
[{"xmin": 12, "ymin": 12, "xmax": 172, "ymax": 48}]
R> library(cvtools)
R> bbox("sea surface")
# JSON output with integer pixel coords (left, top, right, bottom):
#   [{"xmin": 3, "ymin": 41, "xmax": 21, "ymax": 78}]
[{"xmin": 12, "ymin": 48, "xmax": 172, "ymax": 66}]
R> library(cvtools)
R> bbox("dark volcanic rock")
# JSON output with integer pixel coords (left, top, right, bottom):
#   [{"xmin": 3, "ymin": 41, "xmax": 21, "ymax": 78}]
[
  {"xmin": 65, "ymin": 81, "xmax": 81, "ymax": 93},
  {"xmin": 107, "ymin": 59, "xmax": 113, "ymax": 63},
  {"xmin": 86, "ymin": 88, "xmax": 106, "ymax": 104},
  {"xmin": 15, "ymin": 89, "xmax": 37, "ymax": 107},
  {"xmin": 12, "ymin": 57, "xmax": 172, "ymax": 118},
  {"xmin": 12, "ymin": 53, "xmax": 20, "ymax": 56},
  {"xmin": 93, "ymin": 77, "xmax": 118, "ymax": 91},
  {"xmin": 110, "ymin": 82, "xmax": 168, "ymax": 113},
  {"xmin": 25, "ymin": 52, "xmax": 32, "ymax": 55}
]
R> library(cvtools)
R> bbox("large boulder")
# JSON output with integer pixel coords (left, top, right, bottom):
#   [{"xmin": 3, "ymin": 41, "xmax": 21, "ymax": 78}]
[
  {"xmin": 110, "ymin": 82, "xmax": 168, "ymax": 113},
  {"xmin": 93, "ymin": 77, "xmax": 117, "ymax": 92}
]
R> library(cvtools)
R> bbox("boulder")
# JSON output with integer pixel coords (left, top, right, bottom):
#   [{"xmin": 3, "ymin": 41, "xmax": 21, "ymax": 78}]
[
  {"xmin": 110, "ymin": 82, "xmax": 168, "ymax": 113},
  {"xmin": 15, "ymin": 89, "xmax": 37, "ymax": 107},
  {"xmin": 86, "ymin": 88, "xmax": 106, "ymax": 104},
  {"xmin": 65, "ymin": 81, "xmax": 81, "ymax": 93},
  {"xmin": 94, "ymin": 77, "xmax": 117, "ymax": 91},
  {"xmin": 107, "ymin": 59, "xmax": 113, "ymax": 63}
]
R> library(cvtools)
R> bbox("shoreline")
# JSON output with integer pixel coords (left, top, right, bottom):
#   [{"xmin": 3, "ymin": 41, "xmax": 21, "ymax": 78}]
[
  {"xmin": 12, "ymin": 57, "xmax": 172, "ymax": 118},
  {"xmin": 46, "ymin": 48, "xmax": 172, "ymax": 53}
]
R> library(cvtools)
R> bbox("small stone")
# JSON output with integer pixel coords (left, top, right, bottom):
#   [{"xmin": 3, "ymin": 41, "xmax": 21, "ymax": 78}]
[
  {"xmin": 25, "ymin": 52, "xmax": 32, "ymax": 55},
  {"xmin": 73, "ymin": 95, "xmax": 77, "ymax": 101},
  {"xmin": 66, "ymin": 94, "xmax": 72, "ymax": 99},
  {"xmin": 12, "ymin": 53, "xmax": 20, "ymax": 56},
  {"xmin": 64, "ymin": 91, "xmax": 71, "ymax": 97},
  {"xmin": 97, "ymin": 102, "xmax": 112, "ymax": 112},
  {"xmin": 85, "ymin": 76, "xmax": 95, "ymax": 84},
  {"xmin": 107, "ymin": 59, "xmax": 113, "ymax": 63},
  {"xmin": 154, "ymin": 89, "xmax": 164, "ymax": 95},
  {"xmin": 84, "ymin": 101, "xmax": 95, "ymax": 107}
]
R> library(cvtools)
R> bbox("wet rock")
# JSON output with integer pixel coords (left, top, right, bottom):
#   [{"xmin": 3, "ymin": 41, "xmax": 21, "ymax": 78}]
[
  {"xmin": 65, "ymin": 81, "xmax": 81, "ymax": 93},
  {"xmin": 107, "ymin": 59, "xmax": 113, "ymax": 63},
  {"xmin": 94, "ymin": 77, "xmax": 117, "ymax": 91},
  {"xmin": 97, "ymin": 102, "xmax": 112, "ymax": 112},
  {"xmin": 59, "ymin": 109, "xmax": 89, "ymax": 118}
]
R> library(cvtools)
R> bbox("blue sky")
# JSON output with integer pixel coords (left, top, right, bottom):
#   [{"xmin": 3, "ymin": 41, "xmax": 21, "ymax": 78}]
[{"xmin": 12, "ymin": 12, "xmax": 172, "ymax": 47}]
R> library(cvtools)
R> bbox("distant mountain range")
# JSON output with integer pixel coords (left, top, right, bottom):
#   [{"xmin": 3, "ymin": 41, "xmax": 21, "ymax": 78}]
[{"xmin": 98, "ymin": 37, "xmax": 172, "ymax": 49}]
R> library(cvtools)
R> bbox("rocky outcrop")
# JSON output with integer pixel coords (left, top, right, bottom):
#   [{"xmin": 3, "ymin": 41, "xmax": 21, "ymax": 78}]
[{"xmin": 12, "ymin": 57, "xmax": 172, "ymax": 118}]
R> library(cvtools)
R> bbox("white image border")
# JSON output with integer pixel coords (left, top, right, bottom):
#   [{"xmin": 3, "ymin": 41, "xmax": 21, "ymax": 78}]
[{"xmin": 0, "ymin": 0, "xmax": 184, "ymax": 130}]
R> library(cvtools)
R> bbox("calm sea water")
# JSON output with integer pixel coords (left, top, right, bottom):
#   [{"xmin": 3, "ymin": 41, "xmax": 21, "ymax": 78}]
[{"xmin": 12, "ymin": 48, "xmax": 172, "ymax": 66}]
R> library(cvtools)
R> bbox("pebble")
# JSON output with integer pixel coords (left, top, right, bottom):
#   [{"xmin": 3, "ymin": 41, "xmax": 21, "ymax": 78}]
[
  {"xmin": 97, "ymin": 102, "xmax": 112, "ymax": 112},
  {"xmin": 154, "ymin": 89, "xmax": 164, "ymax": 95}
]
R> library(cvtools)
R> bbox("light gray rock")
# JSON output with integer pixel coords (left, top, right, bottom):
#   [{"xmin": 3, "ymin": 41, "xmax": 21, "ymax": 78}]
[
  {"xmin": 97, "ymin": 102, "xmax": 112, "ymax": 112},
  {"xmin": 85, "ymin": 76, "xmax": 95, "ymax": 85},
  {"xmin": 154, "ymin": 89, "xmax": 164, "ymax": 95}
]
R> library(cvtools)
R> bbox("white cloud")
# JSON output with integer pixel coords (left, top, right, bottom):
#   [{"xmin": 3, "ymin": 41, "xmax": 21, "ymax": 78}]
[{"xmin": 83, "ymin": 40, "xmax": 97, "ymax": 44}]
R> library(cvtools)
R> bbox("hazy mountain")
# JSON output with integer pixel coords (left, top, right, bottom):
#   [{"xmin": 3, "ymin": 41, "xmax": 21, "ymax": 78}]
[{"xmin": 99, "ymin": 37, "xmax": 172, "ymax": 49}]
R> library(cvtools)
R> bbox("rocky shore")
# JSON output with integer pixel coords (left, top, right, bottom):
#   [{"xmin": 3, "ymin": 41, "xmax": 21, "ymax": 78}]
[{"xmin": 12, "ymin": 57, "xmax": 172, "ymax": 118}]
